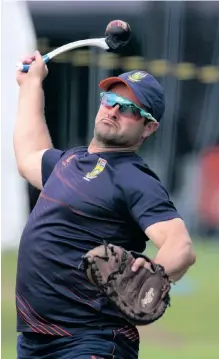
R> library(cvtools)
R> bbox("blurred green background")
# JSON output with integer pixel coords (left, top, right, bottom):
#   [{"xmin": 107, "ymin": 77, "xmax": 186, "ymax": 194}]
[{"xmin": 2, "ymin": 240, "xmax": 218, "ymax": 359}]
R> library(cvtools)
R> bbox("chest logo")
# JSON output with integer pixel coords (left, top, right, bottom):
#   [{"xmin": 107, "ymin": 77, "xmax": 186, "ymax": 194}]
[{"xmin": 83, "ymin": 158, "xmax": 107, "ymax": 181}]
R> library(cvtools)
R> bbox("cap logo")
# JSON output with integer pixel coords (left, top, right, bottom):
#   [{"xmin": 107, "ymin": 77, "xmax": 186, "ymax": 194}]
[{"xmin": 127, "ymin": 71, "xmax": 147, "ymax": 82}]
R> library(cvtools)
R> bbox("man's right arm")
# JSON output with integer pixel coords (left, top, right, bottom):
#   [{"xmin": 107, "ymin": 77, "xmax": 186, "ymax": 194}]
[{"xmin": 13, "ymin": 52, "xmax": 53, "ymax": 190}]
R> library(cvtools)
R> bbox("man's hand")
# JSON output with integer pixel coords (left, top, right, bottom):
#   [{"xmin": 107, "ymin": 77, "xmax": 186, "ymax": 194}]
[
  {"xmin": 16, "ymin": 51, "xmax": 48, "ymax": 87},
  {"xmin": 83, "ymin": 243, "xmax": 171, "ymax": 326}
]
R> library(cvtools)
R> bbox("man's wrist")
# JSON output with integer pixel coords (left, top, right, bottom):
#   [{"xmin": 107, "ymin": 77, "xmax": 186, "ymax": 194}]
[
  {"xmin": 19, "ymin": 78, "xmax": 43, "ymax": 91},
  {"xmin": 154, "ymin": 258, "xmax": 188, "ymax": 282}
]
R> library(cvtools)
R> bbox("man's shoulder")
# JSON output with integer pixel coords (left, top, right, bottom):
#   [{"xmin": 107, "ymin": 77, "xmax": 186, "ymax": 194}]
[
  {"xmin": 117, "ymin": 153, "xmax": 161, "ymax": 183},
  {"xmin": 61, "ymin": 146, "xmax": 88, "ymax": 159},
  {"xmin": 116, "ymin": 155, "xmax": 173, "ymax": 205}
]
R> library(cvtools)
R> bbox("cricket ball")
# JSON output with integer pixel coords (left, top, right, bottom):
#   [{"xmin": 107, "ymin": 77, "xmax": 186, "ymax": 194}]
[{"xmin": 105, "ymin": 20, "xmax": 131, "ymax": 43}]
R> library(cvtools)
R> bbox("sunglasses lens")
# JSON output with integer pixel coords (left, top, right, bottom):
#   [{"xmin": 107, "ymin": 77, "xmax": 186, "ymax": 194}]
[
  {"xmin": 101, "ymin": 93, "xmax": 115, "ymax": 106},
  {"xmin": 119, "ymin": 105, "xmax": 140, "ymax": 117},
  {"xmin": 100, "ymin": 93, "xmax": 142, "ymax": 118}
]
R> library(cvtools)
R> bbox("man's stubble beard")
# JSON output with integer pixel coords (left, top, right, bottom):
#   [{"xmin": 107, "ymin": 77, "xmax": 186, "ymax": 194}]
[{"xmin": 94, "ymin": 127, "xmax": 131, "ymax": 147}]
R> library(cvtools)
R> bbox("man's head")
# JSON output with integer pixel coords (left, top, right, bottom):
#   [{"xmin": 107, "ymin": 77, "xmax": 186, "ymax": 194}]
[{"xmin": 93, "ymin": 70, "xmax": 165, "ymax": 150}]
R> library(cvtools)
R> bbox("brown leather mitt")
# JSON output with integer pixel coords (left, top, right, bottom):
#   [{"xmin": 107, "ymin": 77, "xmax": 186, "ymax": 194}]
[{"xmin": 82, "ymin": 243, "xmax": 171, "ymax": 326}]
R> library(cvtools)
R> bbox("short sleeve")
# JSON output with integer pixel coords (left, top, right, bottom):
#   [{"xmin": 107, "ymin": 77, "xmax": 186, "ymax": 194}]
[
  {"xmin": 42, "ymin": 148, "xmax": 65, "ymax": 186},
  {"xmin": 123, "ymin": 165, "xmax": 181, "ymax": 232}
]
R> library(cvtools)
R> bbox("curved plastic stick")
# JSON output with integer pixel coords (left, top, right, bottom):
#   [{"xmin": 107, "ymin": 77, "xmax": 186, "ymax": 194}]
[{"xmin": 16, "ymin": 38, "xmax": 109, "ymax": 73}]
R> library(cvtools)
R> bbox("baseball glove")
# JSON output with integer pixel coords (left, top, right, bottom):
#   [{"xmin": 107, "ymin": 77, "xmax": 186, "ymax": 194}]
[{"xmin": 82, "ymin": 242, "xmax": 171, "ymax": 326}]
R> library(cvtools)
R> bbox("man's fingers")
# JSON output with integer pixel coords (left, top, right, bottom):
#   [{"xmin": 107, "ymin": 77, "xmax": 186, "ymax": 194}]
[
  {"xmin": 16, "ymin": 50, "xmax": 48, "ymax": 84},
  {"xmin": 131, "ymin": 258, "xmax": 152, "ymax": 272},
  {"xmin": 131, "ymin": 258, "xmax": 146, "ymax": 272},
  {"xmin": 32, "ymin": 51, "xmax": 48, "ymax": 73},
  {"xmin": 20, "ymin": 54, "xmax": 36, "ymax": 64},
  {"xmin": 144, "ymin": 262, "xmax": 152, "ymax": 270},
  {"xmin": 34, "ymin": 50, "xmax": 44, "ymax": 63},
  {"xmin": 20, "ymin": 51, "xmax": 43, "ymax": 67}
]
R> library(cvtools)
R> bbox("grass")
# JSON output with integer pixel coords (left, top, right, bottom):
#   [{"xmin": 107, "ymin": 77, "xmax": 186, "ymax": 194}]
[
  {"xmin": 139, "ymin": 240, "xmax": 219, "ymax": 359},
  {"xmin": 1, "ymin": 251, "xmax": 18, "ymax": 359},
  {"xmin": 1, "ymin": 240, "xmax": 219, "ymax": 358}
]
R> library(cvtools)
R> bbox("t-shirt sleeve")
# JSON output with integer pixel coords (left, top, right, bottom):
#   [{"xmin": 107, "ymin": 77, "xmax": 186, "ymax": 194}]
[
  {"xmin": 123, "ymin": 166, "xmax": 181, "ymax": 232},
  {"xmin": 42, "ymin": 148, "xmax": 65, "ymax": 186}
]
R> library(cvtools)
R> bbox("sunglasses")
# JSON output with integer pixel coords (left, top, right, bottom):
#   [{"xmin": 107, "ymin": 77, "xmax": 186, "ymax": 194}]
[{"xmin": 100, "ymin": 92, "xmax": 157, "ymax": 122}]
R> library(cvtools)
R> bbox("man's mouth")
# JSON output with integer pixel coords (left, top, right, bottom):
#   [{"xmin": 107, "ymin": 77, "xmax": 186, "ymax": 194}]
[{"xmin": 101, "ymin": 118, "xmax": 118, "ymax": 128}]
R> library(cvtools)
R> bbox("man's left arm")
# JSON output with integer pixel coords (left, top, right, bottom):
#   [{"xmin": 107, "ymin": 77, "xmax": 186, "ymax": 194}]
[
  {"xmin": 145, "ymin": 218, "xmax": 196, "ymax": 282},
  {"xmin": 124, "ymin": 165, "xmax": 196, "ymax": 282}
]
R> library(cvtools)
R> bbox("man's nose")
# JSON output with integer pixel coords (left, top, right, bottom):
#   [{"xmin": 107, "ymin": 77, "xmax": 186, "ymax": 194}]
[{"xmin": 108, "ymin": 104, "xmax": 120, "ymax": 119}]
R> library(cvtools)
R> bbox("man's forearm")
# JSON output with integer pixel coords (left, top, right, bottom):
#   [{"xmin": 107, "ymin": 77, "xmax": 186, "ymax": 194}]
[
  {"xmin": 154, "ymin": 239, "xmax": 196, "ymax": 282},
  {"xmin": 14, "ymin": 79, "xmax": 53, "ymax": 167}
]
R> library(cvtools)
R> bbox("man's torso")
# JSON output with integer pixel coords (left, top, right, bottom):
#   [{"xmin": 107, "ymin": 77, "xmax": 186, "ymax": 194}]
[{"xmin": 16, "ymin": 147, "xmax": 148, "ymax": 334}]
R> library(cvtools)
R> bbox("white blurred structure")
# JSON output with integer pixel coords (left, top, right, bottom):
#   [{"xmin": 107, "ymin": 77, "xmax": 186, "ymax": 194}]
[{"xmin": 1, "ymin": 1, "xmax": 36, "ymax": 249}]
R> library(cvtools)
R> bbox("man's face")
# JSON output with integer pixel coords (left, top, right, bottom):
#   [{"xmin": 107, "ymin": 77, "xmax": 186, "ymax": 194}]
[{"xmin": 94, "ymin": 83, "xmax": 158, "ymax": 148}]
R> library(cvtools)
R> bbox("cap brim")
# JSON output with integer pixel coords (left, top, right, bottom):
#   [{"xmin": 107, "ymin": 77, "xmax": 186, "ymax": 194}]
[{"xmin": 99, "ymin": 77, "xmax": 138, "ymax": 102}]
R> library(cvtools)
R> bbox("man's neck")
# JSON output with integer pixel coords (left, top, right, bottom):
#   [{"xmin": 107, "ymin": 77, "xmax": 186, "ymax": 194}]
[{"xmin": 88, "ymin": 138, "xmax": 138, "ymax": 154}]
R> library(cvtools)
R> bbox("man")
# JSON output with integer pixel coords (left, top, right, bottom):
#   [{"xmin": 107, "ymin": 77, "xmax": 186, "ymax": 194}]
[{"xmin": 14, "ymin": 51, "xmax": 196, "ymax": 359}]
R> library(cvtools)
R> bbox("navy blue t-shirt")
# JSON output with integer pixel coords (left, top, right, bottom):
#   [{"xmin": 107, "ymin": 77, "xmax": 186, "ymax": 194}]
[{"xmin": 16, "ymin": 147, "xmax": 180, "ymax": 335}]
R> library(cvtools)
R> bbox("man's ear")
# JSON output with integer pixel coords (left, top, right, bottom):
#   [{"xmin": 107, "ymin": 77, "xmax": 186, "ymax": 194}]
[{"xmin": 143, "ymin": 121, "xmax": 159, "ymax": 140}]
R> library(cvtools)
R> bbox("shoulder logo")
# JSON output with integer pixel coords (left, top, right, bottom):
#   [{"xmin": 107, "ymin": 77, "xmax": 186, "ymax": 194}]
[
  {"xmin": 128, "ymin": 71, "xmax": 147, "ymax": 82},
  {"xmin": 83, "ymin": 158, "xmax": 107, "ymax": 181},
  {"xmin": 62, "ymin": 154, "xmax": 76, "ymax": 166}
]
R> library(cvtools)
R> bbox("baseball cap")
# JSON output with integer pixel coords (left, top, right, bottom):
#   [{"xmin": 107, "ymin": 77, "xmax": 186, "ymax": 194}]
[{"xmin": 99, "ymin": 70, "xmax": 165, "ymax": 122}]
